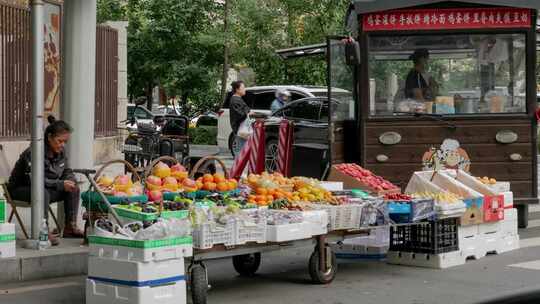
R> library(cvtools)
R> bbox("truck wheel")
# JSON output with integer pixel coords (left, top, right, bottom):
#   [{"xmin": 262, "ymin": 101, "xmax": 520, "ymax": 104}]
[
  {"xmin": 232, "ymin": 253, "xmax": 261, "ymax": 276},
  {"xmin": 190, "ymin": 263, "xmax": 208, "ymax": 304},
  {"xmin": 308, "ymin": 246, "xmax": 337, "ymax": 284}
]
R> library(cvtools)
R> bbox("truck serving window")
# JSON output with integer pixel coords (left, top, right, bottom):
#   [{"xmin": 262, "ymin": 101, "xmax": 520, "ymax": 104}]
[{"xmin": 367, "ymin": 33, "xmax": 526, "ymax": 116}]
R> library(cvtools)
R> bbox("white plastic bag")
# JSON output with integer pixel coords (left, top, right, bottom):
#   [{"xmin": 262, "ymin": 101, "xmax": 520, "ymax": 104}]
[{"xmin": 237, "ymin": 117, "xmax": 253, "ymax": 139}]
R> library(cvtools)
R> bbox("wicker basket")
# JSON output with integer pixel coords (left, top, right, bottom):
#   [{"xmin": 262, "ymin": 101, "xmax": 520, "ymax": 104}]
[{"xmin": 189, "ymin": 155, "xmax": 230, "ymax": 179}]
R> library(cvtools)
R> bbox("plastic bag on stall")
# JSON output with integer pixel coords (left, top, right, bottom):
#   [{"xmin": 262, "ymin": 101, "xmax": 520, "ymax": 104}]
[
  {"xmin": 237, "ymin": 117, "xmax": 253, "ymax": 139},
  {"xmin": 134, "ymin": 218, "xmax": 192, "ymax": 240},
  {"xmin": 94, "ymin": 219, "xmax": 131, "ymax": 239},
  {"xmin": 359, "ymin": 199, "xmax": 389, "ymax": 227}
]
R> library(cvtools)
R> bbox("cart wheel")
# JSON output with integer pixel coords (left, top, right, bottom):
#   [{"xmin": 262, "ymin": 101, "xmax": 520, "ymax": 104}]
[
  {"xmin": 232, "ymin": 253, "xmax": 261, "ymax": 276},
  {"xmin": 308, "ymin": 246, "xmax": 337, "ymax": 284},
  {"xmin": 190, "ymin": 263, "xmax": 208, "ymax": 304}
]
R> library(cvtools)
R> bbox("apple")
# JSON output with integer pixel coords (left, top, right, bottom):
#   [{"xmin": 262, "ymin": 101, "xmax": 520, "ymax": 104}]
[
  {"xmin": 171, "ymin": 164, "xmax": 187, "ymax": 173},
  {"xmin": 114, "ymin": 175, "xmax": 131, "ymax": 185},
  {"xmin": 97, "ymin": 175, "xmax": 114, "ymax": 187},
  {"xmin": 182, "ymin": 178, "xmax": 196, "ymax": 188},
  {"xmin": 147, "ymin": 190, "xmax": 163, "ymax": 202},
  {"xmin": 153, "ymin": 161, "xmax": 171, "ymax": 178},
  {"xmin": 163, "ymin": 177, "xmax": 178, "ymax": 186},
  {"xmin": 146, "ymin": 175, "xmax": 162, "ymax": 186},
  {"xmin": 113, "ymin": 191, "xmax": 128, "ymax": 197}
]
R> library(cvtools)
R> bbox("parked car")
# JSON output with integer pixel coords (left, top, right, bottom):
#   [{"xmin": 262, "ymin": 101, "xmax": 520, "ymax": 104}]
[
  {"xmin": 217, "ymin": 85, "xmax": 338, "ymax": 155},
  {"xmin": 263, "ymin": 97, "xmax": 332, "ymax": 172},
  {"xmin": 152, "ymin": 105, "xmax": 181, "ymax": 116},
  {"xmin": 190, "ymin": 112, "xmax": 218, "ymax": 128},
  {"xmin": 126, "ymin": 103, "xmax": 154, "ymax": 131}
]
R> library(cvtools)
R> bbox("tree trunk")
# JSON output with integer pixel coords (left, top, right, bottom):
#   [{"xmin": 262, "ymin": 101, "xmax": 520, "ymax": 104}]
[
  {"xmin": 220, "ymin": 0, "xmax": 230, "ymax": 103},
  {"xmin": 146, "ymin": 83, "xmax": 153, "ymax": 110}
]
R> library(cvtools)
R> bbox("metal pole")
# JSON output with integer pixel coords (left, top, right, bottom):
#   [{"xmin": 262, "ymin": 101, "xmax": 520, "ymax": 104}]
[{"xmin": 31, "ymin": 0, "xmax": 45, "ymax": 241}]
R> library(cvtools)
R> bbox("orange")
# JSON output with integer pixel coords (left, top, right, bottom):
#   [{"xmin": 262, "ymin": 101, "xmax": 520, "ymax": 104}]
[
  {"xmin": 216, "ymin": 182, "xmax": 229, "ymax": 192},
  {"xmin": 203, "ymin": 174, "xmax": 214, "ymax": 183},
  {"xmin": 267, "ymin": 188, "xmax": 276, "ymax": 196},
  {"xmin": 256, "ymin": 187, "xmax": 268, "ymax": 196},
  {"xmin": 213, "ymin": 173, "xmax": 226, "ymax": 183},
  {"xmin": 196, "ymin": 177, "xmax": 203, "ymax": 183},
  {"xmin": 256, "ymin": 195, "xmax": 266, "ymax": 202},
  {"xmin": 227, "ymin": 181, "xmax": 236, "ymax": 191},
  {"xmin": 266, "ymin": 195, "xmax": 274, "ymax": 202},
  {"xmin": 203, "ymin": 182, "xmax": 217, "ymax": 191},
  {"xmin": 274, "ymin": 192, "xmax": 284, "ymax": 199},
  {"xmin": 248, "ymin": 195, "xmax": 256, "ymax": 201},
  {"xmin": 228, "ymin": 179, "xmax": 238, "ymax": 188},
  {"xmin": 196, "ymin": 181, "xmax": 204, "ymax": 190}
]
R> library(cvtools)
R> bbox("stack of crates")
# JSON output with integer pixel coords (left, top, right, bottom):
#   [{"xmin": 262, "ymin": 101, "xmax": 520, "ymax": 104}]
[
  {"xmin": 86, "ymin": 235, "xmax": 192, "ymax": 304},
  {"xmin": 0, "ymin": 197, "xmax": 15, "ymax": 258},
  {"xmin": 387, "ymin": 218, "xmax": 464, "ymax": 268}
]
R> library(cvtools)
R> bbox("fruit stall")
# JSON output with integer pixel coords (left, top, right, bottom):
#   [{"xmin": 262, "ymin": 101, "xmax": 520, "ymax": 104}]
[
  {"xmin": 328, "ymin": 0, "xmax": 539, "ymax": 229},
  {"xmin": 78, "ymin": 153, "xmax": 520, "ymax": 304}
]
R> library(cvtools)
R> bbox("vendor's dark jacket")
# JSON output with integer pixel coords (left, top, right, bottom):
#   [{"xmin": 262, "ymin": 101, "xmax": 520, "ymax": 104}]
[
  {"xmin": 8, "ymin": 146, "xmax": 75, "ymax": 191},
  {"xmin": 229, "ymin": 95, "xmax": 250, "ymax": 135}
]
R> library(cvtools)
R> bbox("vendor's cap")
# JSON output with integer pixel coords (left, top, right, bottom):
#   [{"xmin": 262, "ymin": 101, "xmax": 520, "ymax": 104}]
[{"xmin": 410, "ymin": 48, "xmax": 429, "ymax": 61}]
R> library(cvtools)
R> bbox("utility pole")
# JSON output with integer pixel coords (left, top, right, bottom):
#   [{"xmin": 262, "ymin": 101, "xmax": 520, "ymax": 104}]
[{"xmin": 220, "ymin": 0, "xmax": 230, "ymax": 103}]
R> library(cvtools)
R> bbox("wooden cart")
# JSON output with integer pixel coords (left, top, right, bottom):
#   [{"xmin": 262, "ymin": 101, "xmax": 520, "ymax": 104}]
[{"xmin": 327, "ymin": 0, "xmax": 540, "ymax": 227}]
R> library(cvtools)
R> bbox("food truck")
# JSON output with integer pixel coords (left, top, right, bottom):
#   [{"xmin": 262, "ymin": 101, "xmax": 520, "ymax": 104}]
[{"xmin": 324, "ymin": 0, "xmax": 539, "ymax": 227}]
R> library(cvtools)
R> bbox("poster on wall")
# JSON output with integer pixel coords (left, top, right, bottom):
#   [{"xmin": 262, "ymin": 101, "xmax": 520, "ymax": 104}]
[
  {"xmin": 422, "ymin": 139, "xmax": 471, "ymax": 172},
  {"xmin": 43, "ymin": 0, "xmax": 61, "ymax": 118}
]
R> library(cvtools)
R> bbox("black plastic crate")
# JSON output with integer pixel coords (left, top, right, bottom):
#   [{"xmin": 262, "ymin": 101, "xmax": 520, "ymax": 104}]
[{"xmin": 389, "ymin": 218, "xmax": 459, "ymax": 254}]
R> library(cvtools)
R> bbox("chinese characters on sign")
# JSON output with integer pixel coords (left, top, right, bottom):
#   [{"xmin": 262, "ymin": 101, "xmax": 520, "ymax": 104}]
[{"xmin": 363, "ymin": 8, "xmax": 531, "ymax": 31}]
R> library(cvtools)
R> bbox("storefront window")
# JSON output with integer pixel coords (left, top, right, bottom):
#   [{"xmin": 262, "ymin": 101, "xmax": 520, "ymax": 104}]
[{"xmin": 368, "ymin": 33, "xmax": 526, "ymax": 116}]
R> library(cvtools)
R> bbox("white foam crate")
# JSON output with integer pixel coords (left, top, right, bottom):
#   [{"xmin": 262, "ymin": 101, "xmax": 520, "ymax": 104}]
[
  {"xmin": 266, "ymin": 222, "xmax": 312, "ymax": 242},
  {"xmin": 478, "ymin": 221, "xmax": 500, "ymax": 235},
  {"xmin": 0, "ymin": 223, "xmax": 15, "ymax": 235},
  {"xmin": 497, "ymin": 234, "xmax": 520, "ymax": 253},
  {"xmin": 487, "ymin": 182, "xmax": 510, "ymax": 194},
  {"xmin": 192, "ymin": 221, "xmax": 235, "ymax": 249},
  {"xmin": 500, "ymin": 208, "xmax": 518, "ymax": 237},
  {"xmin": 234, "ymin": 218, "xmax": 266, "ymax": 245},
  {"xmin": 86, "ymin": 278, "xmax": 186, "ymax": 304},
  {"xmin": 387, "ymin": 250, "xmax": 465, "ymax": 269},
  {"xmin": 459, "ymin": 224, "xmax": 479, "ymax": 238},
  {"xmin": 88, "ymin": 256, "xmax": 185, "ymax": 283},
  {"xmin": 502, "ymin": 192, "xmax": 513, "ymax": 208},
  {"xmin": 0, "ymin": 223, "xmax": 15, "ymax": 258},
  {"xmin": 302, "ymin": 210, "xmax": 328, "ymax": 236},
  {"xmin": 332, "ymin": 242, "xmax": 388, "ymax": 259},
  {"xmin": 89, "ymin": 243, "xmax": 192, "ymax": 263},
  {"xmin": 0, "ymin": 241, "xmax": 15, "ymax": 258},
  {"xmin": 319, "ymin": 182, "xmax": 343, "ymax": 191}
]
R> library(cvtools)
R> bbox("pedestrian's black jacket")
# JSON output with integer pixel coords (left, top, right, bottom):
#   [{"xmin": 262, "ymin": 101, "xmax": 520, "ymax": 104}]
[
  {"xmin": 229, "ymin": 95, "xmax": 250, "ymax": 135},
  {"xmin": 8, "ymin": 146, "xmax": 75, "ymax": 191}
]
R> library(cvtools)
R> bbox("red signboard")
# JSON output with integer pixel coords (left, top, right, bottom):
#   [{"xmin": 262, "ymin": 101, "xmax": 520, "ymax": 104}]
[{"xmin": 362, "ymin": 8, "xmax": 532, "ymax": 31}]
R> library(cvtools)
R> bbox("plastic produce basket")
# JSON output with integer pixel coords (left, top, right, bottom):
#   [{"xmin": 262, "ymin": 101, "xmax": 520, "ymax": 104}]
[
  {"xmin": 311, "ymin": 204, "xmax": 362, "ymax": 231},
  {"xmin": 192, "ymin": 221, "xmax": 235, "ymax": 249},
  {"xmin": 359, "ymin": 199, "xmax": 389, "ymax": 227},
  {"xmin": 389, "ymin": 218, "xmax": 459, "ymax": 254},
  {"xmin": 234, "ymin": 218, "xmax": 266, "ymax": 245},
  {"xmin": 112, "ymin": 205, "xmax": 189, "ymax": 222},
  {"xmin": 81, "ymin": 191, "xmax": 148, "ymax": 212},
  {"xmin": 88, "ymin": 235, "xmax": 192, "ymax": 249}
]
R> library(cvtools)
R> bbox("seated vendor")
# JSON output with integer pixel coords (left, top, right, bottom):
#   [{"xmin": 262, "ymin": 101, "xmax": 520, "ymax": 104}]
[
  {"xmin": 404, "ymin": 48, "xmax": 438, "ymax": 103},
  {"xmin": 8, "ymin": 116, "xmax": 83, "ymax": 246}
]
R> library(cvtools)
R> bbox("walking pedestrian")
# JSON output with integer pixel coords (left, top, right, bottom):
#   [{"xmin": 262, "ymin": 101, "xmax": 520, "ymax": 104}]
[{"xmin": 229, "ymin": 81, "xmax": 250, "ymax": 157}]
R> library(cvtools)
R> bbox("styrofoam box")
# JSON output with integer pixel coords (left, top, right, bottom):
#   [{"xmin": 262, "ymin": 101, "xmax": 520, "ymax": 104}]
[
  {"xmin": 88, "ymin": 256, "xmax": 185, "ymax": 283},
  {"xmin": 89, "ymin": 243, "xmax": 193, "ymax": 263},
  {"xmin": 0, "ymin": 223, "xmax": 15, "ymax": 235},
  {"xmin": 500, "ymin": 208, "xmax": 518, "ymax": 237},
  {"xmin": 266, "ymin": 222, "xmax": 312, "ymax": 242},
  {"xmin": 0, "ymin": 241, "xmax": 15, "ymax": 258},
  {"xmin": 497, "ymin": 234, "xmax": 520, "ymax": 254},
  {"xmin": 86, "ymin": 278, "xmax": 186, "ymax": 304},
  {"xmin": 302, "ymin": 210, "xmax": 328, "ymax": 236},
  {"xmin": 319, "ymin": 182, "xmax": 343, "ymax": 191},
  {"xmin": 488, "ymin": 182, "xmax": 511, "ymax": 194},
  {"xmin": 387, "ymin": 251, "xmax": 465, "ymax": 269},
  {"xmin": 502, "ymin": 192, "xmax": 513, "ymax": 208}
]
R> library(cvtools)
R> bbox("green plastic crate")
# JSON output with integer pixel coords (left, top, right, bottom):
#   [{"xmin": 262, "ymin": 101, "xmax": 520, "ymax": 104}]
[
  {"xmin": 113, "ymin": 206, "xmax": 189, "ymax": 221},
  {"xmin": 0, "ymin": 199, "xmax": 5, "ymax": 223},
  {"xmin": 88, "ymin": 235, "xmax": 192, "ymax": 249},
  {"xmin": 81, "ymin": 191, "xmax": 148, "ymax": 212},
  {"xmin": 0, "ymin": 234, "xmax": 15, "ymax": 243}
]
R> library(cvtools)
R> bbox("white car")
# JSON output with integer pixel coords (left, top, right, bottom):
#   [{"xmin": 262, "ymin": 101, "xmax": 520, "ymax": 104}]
[
  {"xmin": 126, "ymin": 103, "xmax": 154, "ymax": 131},
  {"xmin": 217, "ymin": 85, "xmax": 334, "ymax": 155}
]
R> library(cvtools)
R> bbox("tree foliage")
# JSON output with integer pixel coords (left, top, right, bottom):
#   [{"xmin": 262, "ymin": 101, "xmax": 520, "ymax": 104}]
[{"xmin": 97, "ymin": 0, "xmax": 351, "ymax": 113}]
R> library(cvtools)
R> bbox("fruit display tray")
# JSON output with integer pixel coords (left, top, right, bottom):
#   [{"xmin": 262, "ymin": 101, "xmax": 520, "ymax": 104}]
[{"xmin": 112, "ymin": 206, "xmax": 189, "ymax": 222}]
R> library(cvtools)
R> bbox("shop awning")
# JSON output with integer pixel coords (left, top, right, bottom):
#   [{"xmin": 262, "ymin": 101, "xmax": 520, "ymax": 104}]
[{"xmin": 353, "ymin": 0, "xmax": 540, "ymax": 14}]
